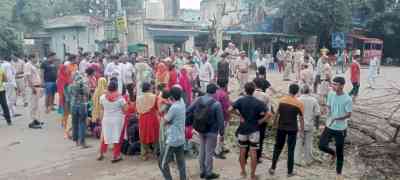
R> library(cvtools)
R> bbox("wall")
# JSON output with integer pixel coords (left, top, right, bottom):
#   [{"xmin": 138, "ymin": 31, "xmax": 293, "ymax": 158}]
[
  {"xmin": 48, "ymin": 26, "xmax": 103, "ymax": 60},
  {"xmin": 145, "ymin": 0, "xmax": 165, "ymax": 19}
]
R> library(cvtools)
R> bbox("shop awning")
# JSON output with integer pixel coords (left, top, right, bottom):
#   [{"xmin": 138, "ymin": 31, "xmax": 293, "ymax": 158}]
[
  {"xmin": 224, "ymin": 30, "xmax": 300, "ymax": 38},
  {"xmin": 128, "ymin": 43, "xmax": 147, "ymax": 53},
  {"xmin": 147, "ymin": 27, "xmax": 200, "ymax": 37}
]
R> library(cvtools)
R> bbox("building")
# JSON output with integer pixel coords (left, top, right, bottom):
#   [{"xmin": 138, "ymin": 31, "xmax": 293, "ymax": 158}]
[
  {"xmin": 127, "ymin": 0, "xmax": 199, "ymax": 56},
  {"xmin": 199, "ymin": 0, "xmax": 301, "ymax": 56},
  {"xmin": 180, "ymin": 9, "xmax": 201, "ymax": 23},
  {"xmin": 44, "ymin": 15, "xmax": 105, "ymax": 60}
]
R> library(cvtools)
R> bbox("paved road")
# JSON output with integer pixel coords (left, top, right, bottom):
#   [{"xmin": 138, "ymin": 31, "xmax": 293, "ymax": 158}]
[{"xmin": 0, "ymin": 66, "xmax": 397, "ymax": 180}]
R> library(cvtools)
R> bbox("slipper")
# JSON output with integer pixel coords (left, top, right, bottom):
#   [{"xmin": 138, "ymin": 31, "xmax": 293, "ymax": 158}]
[
  {"xmin": 111, "ymin": 158, "xmax": 123, "ymax": 163},
  {"xmin": 97, "ymin": 155, "xmax": 104, "ymax": 161}
]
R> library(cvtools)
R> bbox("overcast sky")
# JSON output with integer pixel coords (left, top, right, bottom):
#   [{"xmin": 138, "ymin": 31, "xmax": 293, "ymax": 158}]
[{"xmin": 180, "ymin": 0, "xmax": 201, "ymax": 9}]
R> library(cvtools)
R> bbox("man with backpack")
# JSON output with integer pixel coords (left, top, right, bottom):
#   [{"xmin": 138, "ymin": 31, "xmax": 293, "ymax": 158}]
[{"xmin": 187, "ymin": 83, "xmax": 224, "ymax": 179}]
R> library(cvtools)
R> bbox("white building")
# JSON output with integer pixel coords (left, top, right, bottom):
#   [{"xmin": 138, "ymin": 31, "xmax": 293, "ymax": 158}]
[
  {"xmin": 128, "ymin": 0, "xmax": 199, "ymax": 56},
  {"xmin": 44, "ymin": 15, "xmax": 104, "ymax": 60}
]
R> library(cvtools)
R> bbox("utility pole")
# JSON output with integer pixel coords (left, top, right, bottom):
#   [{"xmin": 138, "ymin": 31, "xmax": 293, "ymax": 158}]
[{"xmin": 116, "ymin": 0, "xmax": 128, "ymax": 54}]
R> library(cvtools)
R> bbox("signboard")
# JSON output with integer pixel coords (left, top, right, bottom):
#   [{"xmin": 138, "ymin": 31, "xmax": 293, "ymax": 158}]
[
  {"xmin": 116, "ymin": 16, "xmax": 127, "ymax": 32},
  {"xmin": 332, "ymin": 32, "xmax": 345, "ymax": 49},
  {"xmin": 24, "ymin": 39, "xmax": 35, "ymax": 45}
]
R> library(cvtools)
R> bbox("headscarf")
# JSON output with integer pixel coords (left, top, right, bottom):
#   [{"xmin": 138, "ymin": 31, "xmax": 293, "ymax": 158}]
[
  {"xmin": 155, "ymin": 62, "xmax": 169, "ymax": 85},
  {"xmin": 91, "ymin": 78, "xmax": 107, "ymax": 121},
  {"xmin": 167, "ymin": 67, "xmax": 178, "ymax": 90}
]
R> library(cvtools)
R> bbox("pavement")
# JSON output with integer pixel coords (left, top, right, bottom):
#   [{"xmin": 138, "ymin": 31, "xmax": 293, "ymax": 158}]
[{"xmin": 0, "ymin": 66, "xmax": 397, "ymax": 180}]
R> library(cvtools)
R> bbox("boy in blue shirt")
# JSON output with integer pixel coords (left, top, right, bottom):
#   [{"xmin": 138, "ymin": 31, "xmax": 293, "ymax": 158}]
[{"xmin": 319, "ymin": 76, "xmax": 352, "ymax": 180}]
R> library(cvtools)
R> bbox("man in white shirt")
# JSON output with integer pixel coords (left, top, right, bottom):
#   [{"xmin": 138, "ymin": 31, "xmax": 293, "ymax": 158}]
[
  {"xmin": 121, "ymin": 55, "xmax": 135, "ymax": 97},
  {"xmin": 294, "ymin": 47, "xmax": 305, "ymax": 81},
  {"xmin": 225, "ymin": 42, "xmax": 240, "ymax": 77},
  {"xmin": 283, "ymin": 47, "xmax": 294, "ymax": 81},
  {"xmin": 105, "ymin": 55, "xmax": 123, "ymax": 93},
  {"xmin": 1, "ymin": 58, "xmax": 18, "ymax": 117},
  {"xmin": 79, "ymin": 53, "xmax": 89, "ymax": 74},
  {"xmin": 198, "ymin": 53, "xmax": 214, "ymax": 93},
  {"xmin": 300, "ymin": 64, "xmax": 314, "ymax": 89},
  {"xmin": 276, "ymin": 48, "xmax": 286, "ymax": 73},
  {"xmin": 12, "ymin": 55, "xmax": 28, "ymax": 107},
  {"xmin": 135, "ymin": 56, "xmax": 152, "ymax": 98},
  {"xmin": 295, "ymin": 85, "xmax": 320, "ymax": 166},
  {"xmin": 237, "ymin": 51, "xmax": 250, "ymax": 92},
  {"xmin": 25, "ymin": 54, "xmax": 43, "ymax": 125}
]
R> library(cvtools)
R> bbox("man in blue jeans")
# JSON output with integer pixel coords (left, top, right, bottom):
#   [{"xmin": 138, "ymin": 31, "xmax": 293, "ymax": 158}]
[
  {"xmin": 41, "ymin": 52, "xmax": 58, "ymax": 113},
  {"xmin": 69, "ymin": 71, "xmax": 90, "ymax": 148},
  {"xmin": 187, "ymin": 83, "xmax": 224, "ymax": 179},
  {"xmin": 159, "ymin": 86, "xmax": 187, "ymax": 180}
]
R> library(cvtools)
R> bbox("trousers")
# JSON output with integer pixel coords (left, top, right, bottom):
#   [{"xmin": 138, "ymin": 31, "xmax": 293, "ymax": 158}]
[
  {"xmin": 159, "ymin": 145, "xmax": 187, "ymax": 180},
  {"xmin": 271, "ymin": 129, "xmax": 297, "ymax": 174},
  {"xmin": 71, "ymin": 104, "xmax": 88, "ymax": 145},
  {"xmin": 16, "ymin": 78, "xmax": 28, "ymax": 104},
  {"xmin": 5, "ymin": 84, "xmax": 16, "ymax": 117},
  {"xmin": 0, "ymin": 91, "xmax": 11, "ymax": 123},
  {"xmin": 295, "ymin": 130, "xmax": 314, "ymax": 164},
  {"xmin": 31, "ymin": 87, "xmax": 42, "ymax": 120},
  {"xmin": 319, "ymin": 128, "xmax": 345, "ymax": 174},
  {"xmin": 199, "ymin": 133, "xmax": 218, "ymax": 176}
]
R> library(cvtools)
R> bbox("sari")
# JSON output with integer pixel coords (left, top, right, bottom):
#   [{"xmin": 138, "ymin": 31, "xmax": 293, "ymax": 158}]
[
  {"xmin": 178, "ymin": 68, "xmax": 193, "ymax": 105},
  {"xmin": 155, "ymin": 62, "xmax": 170, "ymax": 86},
  {"xmin": 167, "ymin": 68, "xmax": 178, "ymax": 90},
  {"xmin": 92, "ymin": 78, "xmax": 108, "ymax": 122},
  {"xmin": 136, "ymin": 92, "xmax": 159, "ymax": 145},
  {"xmin": 56, "ymin": 64, "xmax": 71, "ymax": 114}
]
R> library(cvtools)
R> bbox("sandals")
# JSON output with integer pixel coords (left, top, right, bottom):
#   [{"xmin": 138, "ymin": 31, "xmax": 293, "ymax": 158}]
[
  {"xmin": 97, "ymin": 155, "xmax": 104, "ymax": 161},
  {"xmin": 111, "ymin": 157, "xmax": 123, "ymax": 163}
]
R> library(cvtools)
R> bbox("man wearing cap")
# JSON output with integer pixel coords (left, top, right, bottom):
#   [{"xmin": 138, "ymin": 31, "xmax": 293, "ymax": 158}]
[
  {"xmin": 224, "ymin": 42, "xmax": 240, "ymax": 77},
  {"xmin": 283, "ymin": 47, "xmax": 294, "ymax": 81},
  {"xmin": 294, "ymin": 46, "xmax": 305, "ymax": 81},
  {"xmin": 237, "ymin": 51, "xmax": 250, "ymax": 92},
  {"xmin": 12, "ymin": 55, "xmax": 28, "ymax": 107},
  {"xmin": 314, "ymin": 48, "xmax": 329, "ymax": 93}
]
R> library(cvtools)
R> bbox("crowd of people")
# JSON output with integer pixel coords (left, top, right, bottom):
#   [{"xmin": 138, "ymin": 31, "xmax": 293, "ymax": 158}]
[{"xmin": 0, "ymin": 41, "xmax": 379, "ymax": 180}]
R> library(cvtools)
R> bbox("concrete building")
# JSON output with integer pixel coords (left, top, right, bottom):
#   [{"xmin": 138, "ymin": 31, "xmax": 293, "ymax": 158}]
[
  {"xmin": 44, "ymin": 15, "xmax": 105, "ymax": 60},
  {"xmin": 128, "ymin": 0, "xmax": 199, "ymax": 56},
  {"xmin": 199, "ymin": 0, "xmax": 301, "ymax": 56},
  {"xmin": 180, "ymin": 9, "xmax": 201, "ymax": 23}
]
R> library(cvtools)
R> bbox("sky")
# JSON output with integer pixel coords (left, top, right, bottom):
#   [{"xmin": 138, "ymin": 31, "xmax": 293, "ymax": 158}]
[{"xmin": 180, "ymin": 0, "xmax": 201, "ymax": 9}]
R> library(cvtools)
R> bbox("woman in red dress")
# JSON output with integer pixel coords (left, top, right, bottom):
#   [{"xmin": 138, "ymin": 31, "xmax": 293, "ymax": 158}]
[
  {"xmin": 56, "ymin": 64, "xmax": 72, "ymax": 138},
  {"xmin": 136, "ymin": 82, "xmax": 159, "ymax": 160}
]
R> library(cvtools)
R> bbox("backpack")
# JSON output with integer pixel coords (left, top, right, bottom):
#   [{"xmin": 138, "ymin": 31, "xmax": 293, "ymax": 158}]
[{"xmin": 192, "ymin": 99, "xmax": 216, "ymax": 133}]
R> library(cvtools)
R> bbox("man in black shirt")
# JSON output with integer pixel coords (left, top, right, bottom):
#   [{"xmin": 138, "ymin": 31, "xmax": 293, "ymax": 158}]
[
  {"xmin": 231, "ymin": 82, "xmax": 268, "ymax": 180},
  {"xmin": 269, "ymin": 84, "xmax": 304, "ymax": 177},
  {"xmin": 41, "ymin": 52, "xmax": 58, "ymax": 113},
  {"xmin": 217, "ymin": 53, "xmax": 230, "ymax": 88}
]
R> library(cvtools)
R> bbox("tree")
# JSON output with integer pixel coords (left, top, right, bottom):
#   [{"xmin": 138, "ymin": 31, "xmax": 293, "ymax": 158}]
[
  {"xmin": 265, "ymin": 0, "xmax": 353, "ymax": 48},
  {"xmin": 0, "ymin": 23, "xmax": 23, "ymax": 57},
  {"xmin": 358, "ymin": 0, "xmax": 400, "ymax": 58}
]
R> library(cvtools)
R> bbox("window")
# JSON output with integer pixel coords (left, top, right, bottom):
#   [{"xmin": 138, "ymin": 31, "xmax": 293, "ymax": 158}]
[
  {"xmin": 365, "ymin": 43, "xmax": 372, "ymax": 50},
  {"xmin": 375, "ymin": 44, "xmax": 383, "ymax": 50}
]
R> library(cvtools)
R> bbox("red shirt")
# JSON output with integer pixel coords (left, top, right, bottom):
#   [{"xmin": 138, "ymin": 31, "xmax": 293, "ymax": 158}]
[{"xmin": 350, "ymin": 62, "xmax": 360, "ymax": 83}]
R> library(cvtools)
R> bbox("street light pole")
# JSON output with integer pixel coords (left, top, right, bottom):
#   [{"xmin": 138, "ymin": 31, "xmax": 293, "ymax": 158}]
[{"xmin": 116, "ymin": 0, "xmax": 128, "ymax": 54}]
